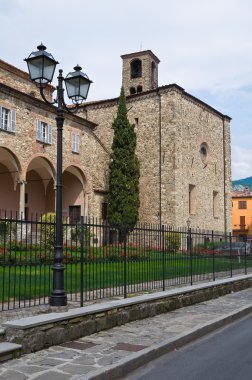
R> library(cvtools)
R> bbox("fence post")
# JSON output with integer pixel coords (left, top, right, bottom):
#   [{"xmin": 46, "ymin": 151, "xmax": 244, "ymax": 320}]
[
  {"xmin": 229, "ymin": 232, "xmax": 233, "ymax": 278},
  {"xmin": 188, "ymin": 228, "xmax": 193, "ymax": 286},
  {"xmin": 212, "ymin": 230, "xmax": 215, "ymax": 281},
  {"xmin": 123, "ymin": 227, "xmax": 127, "ymax": 298},
  {"xmin": 80, "ymin": 217, "xmax": 84, "ymax": 307},
  {"xmin": 162, "ymin": 225, "xmax": 165, "ymax": 291}
]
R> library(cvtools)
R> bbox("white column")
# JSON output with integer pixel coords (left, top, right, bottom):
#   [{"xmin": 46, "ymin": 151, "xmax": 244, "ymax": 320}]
[
  {"xmin": 19, "ymin": 181, "xmax": 26, "ymax": 219},
  {"xmin": 84, "ymin": 190, "xmax": 89, "ymax": 221}
]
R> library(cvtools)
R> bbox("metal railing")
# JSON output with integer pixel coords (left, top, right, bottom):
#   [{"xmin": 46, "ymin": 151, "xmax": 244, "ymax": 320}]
[{"xmin": 0, "ymin": 214, "xmax": 251, "ymax": 310}]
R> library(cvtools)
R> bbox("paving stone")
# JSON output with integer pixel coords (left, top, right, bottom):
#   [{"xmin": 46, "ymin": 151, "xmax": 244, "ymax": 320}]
[
  {"xmin": 10, "ymin": 365, "xmax": 46, "ymax": 374},
  {"xmin": 47, "ymin": 349, "xmax": 80, "ymax": 360},
  {"xmin": 59, "ymin": 363, "xmax": 95, "ymax": 375},
  {"xmin": 32, "ymin": 372, "xmax": 71, "ymax": 380},
  {"xmin": 32, "ymin": 358, "xmax": 64, "ymax": 367},
  {"xmin": 60, "ymin": 341, "xmax": 97, "ymax": 350},
  {"xmin": 1, "ymin": 284, "xmax": 252, "ymax": 379},
  {"xmin": 0, "ymin": 370, "xmax": 26, "ymax": 380},
  {"xmin": 112, "ymin": 342, "xmax": 147, "ymax": 352},
  {"xmin": 72, "ymin": 355, "xmax": 97, "ymax": 365}
]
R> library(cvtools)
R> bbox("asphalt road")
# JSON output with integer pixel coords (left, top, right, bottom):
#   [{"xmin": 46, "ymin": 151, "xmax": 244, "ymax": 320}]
[{"xmin": 124, "ymin": 312, "xmax": 252, "ymax": 380}]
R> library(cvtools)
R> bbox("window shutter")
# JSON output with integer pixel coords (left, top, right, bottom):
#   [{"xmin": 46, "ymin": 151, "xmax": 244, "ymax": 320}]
[
  {"xmin": 0, "ymin": 107, "xmax": 2, "ymax": 129},
  {"xmin": 48, "ymin": 124, "xmax": 52, "ymax": 144},
  {"xmin": 11, "ymin": 110, "xmax": 16, "ymax": 132},
  {"xmin": 72, "ymin": 133, "xmax": 80, "ymax": 153},
  {"xmin": 76, "ymin": 133, "xmax": 80, "ymax": 153},
  {"xmin": 72, "ymin": 133, "xmax": 75, "ymax": 152},
  {"xmin": 36, "ymin": 120, "xmax": 41, "ymax": 141}
]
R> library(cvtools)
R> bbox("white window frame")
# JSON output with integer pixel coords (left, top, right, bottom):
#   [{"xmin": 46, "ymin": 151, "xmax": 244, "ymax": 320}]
[
  {"xmin": 0, "ymin": 106, "xmax": 16, "ymax": 133},
  {"xmin": 36, "ymin": 120, "xmax": 52, "ymax": 144},
  {"xmin": 72, "ymin": 132, "xmax": 80, "ymax": 153}
]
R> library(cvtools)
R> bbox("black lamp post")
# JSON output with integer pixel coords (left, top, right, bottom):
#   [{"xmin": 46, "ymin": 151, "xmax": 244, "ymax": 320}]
[{"xmin": 25, "ymin": 44, "xmax": 92, "ymax": 306}]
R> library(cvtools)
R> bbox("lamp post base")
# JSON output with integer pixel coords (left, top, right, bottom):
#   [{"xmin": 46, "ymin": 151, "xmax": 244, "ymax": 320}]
[
  {"xmin": 49, "ymin": 292, "xmax": 67, "ymax": 307},
  {"xmin": 49, "ymin": 262, "xmax": 67, "ymax": 306}
]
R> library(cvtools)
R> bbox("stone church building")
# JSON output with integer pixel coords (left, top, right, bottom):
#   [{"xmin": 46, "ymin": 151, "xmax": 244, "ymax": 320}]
[{"xmin": 0, "ymin": 50, "xmax": 232, "ymax": 233}]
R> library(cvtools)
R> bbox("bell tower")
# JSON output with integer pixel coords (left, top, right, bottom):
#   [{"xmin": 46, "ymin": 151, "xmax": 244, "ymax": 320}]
[{"xmin": 121, "ymin": 50, "xmax": 160, "ymax": 96}]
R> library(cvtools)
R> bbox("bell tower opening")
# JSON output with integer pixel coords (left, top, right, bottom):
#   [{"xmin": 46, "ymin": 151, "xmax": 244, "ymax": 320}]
[{"xmin": 131, "ymin": 59, "xmax": 142, "ymax": 78}]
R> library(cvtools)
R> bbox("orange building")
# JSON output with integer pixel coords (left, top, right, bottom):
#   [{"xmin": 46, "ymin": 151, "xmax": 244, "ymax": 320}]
[{"xmin": 232, "ymin": 190, "xmax": 252, "ymax": 239}]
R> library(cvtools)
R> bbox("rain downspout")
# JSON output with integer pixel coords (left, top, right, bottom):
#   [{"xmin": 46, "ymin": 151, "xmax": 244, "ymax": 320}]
[
  {"xmin": 157, "ymin": 88, "xmax": 162, "ymax": 226},
  {"xmin": 222, "ymin": 116, "xmax": 227, "ymax": 237}
]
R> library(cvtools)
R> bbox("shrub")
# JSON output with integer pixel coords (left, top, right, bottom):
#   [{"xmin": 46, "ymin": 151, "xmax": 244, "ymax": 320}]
[
  {"xmin": 165, "ymin": 231, "xmax": 181, "ymax": 253},
  {"xmin": 0, "ymin": 220, "xmax": 17, "ymax": 243},
  {"xmin": 70, "ymin": 223, "xmax": 94, "ymax": 246},
  {"xmin": 40, "ymin": 213, "xmax": 56, "ymax": 252}
]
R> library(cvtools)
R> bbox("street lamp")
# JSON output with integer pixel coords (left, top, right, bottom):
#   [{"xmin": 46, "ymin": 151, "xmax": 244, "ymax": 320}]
[{"xmin": 25, "ymin": 44, "xmax": 92, "ymax": 306}]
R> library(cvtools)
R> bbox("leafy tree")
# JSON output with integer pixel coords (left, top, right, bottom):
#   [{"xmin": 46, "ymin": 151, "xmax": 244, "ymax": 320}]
[{"xmin": 107, "ymin": 87, "xmax": 140, "ymax": 238}]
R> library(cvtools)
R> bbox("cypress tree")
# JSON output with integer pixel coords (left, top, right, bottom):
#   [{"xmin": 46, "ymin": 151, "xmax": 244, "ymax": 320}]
[{"xmin": 107, "ymin": 87, "xmax": 140, "ymax": 234}]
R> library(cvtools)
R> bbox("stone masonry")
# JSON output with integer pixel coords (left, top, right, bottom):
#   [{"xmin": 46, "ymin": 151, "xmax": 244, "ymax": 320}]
[
  {"xmin": 0, "ymin": 50, "xmax": 232, "ymax": 232},
  {"xmin": 81, "ymin": 50, "xmax": 232, "ymax": 231}
]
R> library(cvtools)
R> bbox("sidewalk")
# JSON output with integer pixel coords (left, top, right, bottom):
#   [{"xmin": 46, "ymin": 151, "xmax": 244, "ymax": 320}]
[{"xmin": 1, "ymin": 286, "xmax": 252, "ymax": 380}]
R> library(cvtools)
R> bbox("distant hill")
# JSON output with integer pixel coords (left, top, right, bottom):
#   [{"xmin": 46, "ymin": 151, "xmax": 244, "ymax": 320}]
[{"xmin": 232, "ymin": 176, "xmax": 252, "ymax": 190}]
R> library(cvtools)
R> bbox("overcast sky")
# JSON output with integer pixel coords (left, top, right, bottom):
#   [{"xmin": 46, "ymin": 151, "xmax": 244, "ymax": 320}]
[{"xmin": 1, "ymin": 0, "xmax": 252, "ymax": 180}]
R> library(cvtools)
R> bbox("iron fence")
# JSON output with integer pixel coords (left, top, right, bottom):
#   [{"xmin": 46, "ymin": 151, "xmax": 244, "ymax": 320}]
[{"xmin": 0, "ymin": 213, "xmax": 251, "ymax": 310}]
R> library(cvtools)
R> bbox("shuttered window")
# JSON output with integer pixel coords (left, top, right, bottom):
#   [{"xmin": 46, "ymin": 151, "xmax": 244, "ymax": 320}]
[
  {"xmin": 72, "ymin": 132, "xmax": 80, "ymax": 153},
  {"xmin": 0, "ymin": 106, "xmax": 16, "ymax": 133},
  {"xmin": 36, "ymin": 120, "xmax": 52, "ymax": 144}
]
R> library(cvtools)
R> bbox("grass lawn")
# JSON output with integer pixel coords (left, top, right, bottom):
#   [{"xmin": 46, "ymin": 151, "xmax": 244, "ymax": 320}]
[{"xmin": 0, "ymin": 253, "xmax": 250, "ymax": 302}]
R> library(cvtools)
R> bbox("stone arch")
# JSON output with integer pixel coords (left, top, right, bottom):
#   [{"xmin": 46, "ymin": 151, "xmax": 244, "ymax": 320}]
[
  {"xmin": 62, "ymin": 165, "xmax": 89, "ymax": 222},
  {"xmin": 25, "ymin": 156, "xmax": 56, "ymax": 218},
  {"xmin": 137, "ymin": 85, "xmax": 143, "ymax": 93},
  {"xmin": 0, "ymin": 147, "xmax": 22, "ymax": 216},
  {"xmin": 130, "ymin": 87, "xmax": 136, "ymax": 95}
]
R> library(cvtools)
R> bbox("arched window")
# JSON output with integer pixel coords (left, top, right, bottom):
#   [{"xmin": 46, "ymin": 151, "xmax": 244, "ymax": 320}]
[
  {"xmin": 131, "ymin": 59, "xmax": 142, "ymax": 78},
  {"xmin": 130, "ymin": 87, "xmax": 136, "ymax": 95},
  {"xmin": 137, "ymin": 85, "xmax": 143, "ymax": 93}
]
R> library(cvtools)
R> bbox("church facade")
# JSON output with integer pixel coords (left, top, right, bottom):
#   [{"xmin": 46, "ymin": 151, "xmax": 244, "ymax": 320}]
[
  {"xmin": 0, "ymin": 50, "xmax": 232, "ymax": 232},
  {"xmin": 81, "ymin": 50, "xmax": 232, "ymax": 232}
]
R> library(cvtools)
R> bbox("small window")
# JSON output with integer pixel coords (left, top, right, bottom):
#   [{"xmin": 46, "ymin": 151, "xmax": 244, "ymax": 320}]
[
  {"xmin": 131, "ymin": 59, "xmax": 142, "ymax": 78},
  {"xmin": 213, "ymin": 191, "xmax": 219, "ymax": 218},
  {"xmin": 101, "ymin": 202, "xmax": 108, "ymax": 220},
  {"xmin": 238, "ymin": 201, "xmax": 247, "ymax": 209},
  {"xmin": 0, "ymin": 106, "xmax": 16, "ymax": 133},
  {"xmin": 200, "ymin": 143, "xmax": 209, "ymax": 163},
  {"xmin": 137, "ymin": 85, "xmax": 143, "ymax": 93},
  {"xmin": 130, "ymin": 87, "xmax": 136, "ymax": 95},
  {"xmin": 36, "ymin": 120, "xmax": 52, "ymax": 144},
  {"xmin": 189, "ymin": 184, "xmax": 196, "ymax": 214},
  {"xmin": 72, "ymin": 132, "xmax": 80, "ymax": 154}
]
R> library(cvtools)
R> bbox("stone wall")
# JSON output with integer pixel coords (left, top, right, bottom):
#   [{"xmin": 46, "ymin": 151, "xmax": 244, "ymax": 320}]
[
  {"xmin": 0, "ymin": 59, "xmax": 53, "ymax": 100},
  {"xmin": 4, "ymin": 276, "xmax": 252, "ymax": 354},
  {"xmin": 83, "ymin": 84, "xmax": 232, "ymax": 232}
]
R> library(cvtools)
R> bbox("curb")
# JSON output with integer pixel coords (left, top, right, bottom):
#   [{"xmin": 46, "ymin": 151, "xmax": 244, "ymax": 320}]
[{"xmin": 82, "ymin": 303, "xmax": 252, "ymax": 380}]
